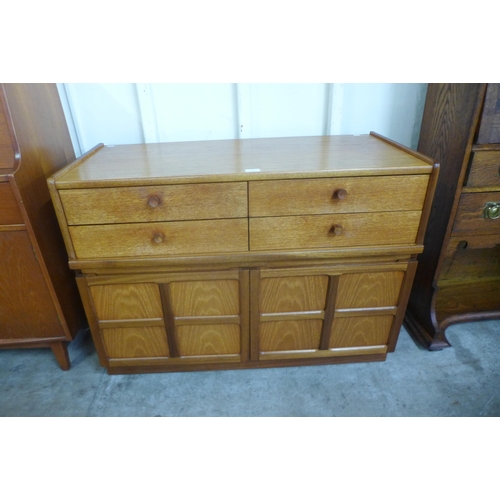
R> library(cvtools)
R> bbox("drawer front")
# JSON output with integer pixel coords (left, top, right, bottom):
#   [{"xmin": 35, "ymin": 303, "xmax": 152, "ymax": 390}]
[
  {"xmin": 0, "ymin": 182, "xmax": 23, "ymax": 225},
  {"xmin": 70, "ymin": 218, "xmax": 249, "ymax": 259},
  {"xmin": 453, "ymin": 193, "xmax": 500, "ymax": 234},
  {"xmin": 249, "ymin": 175, "xmax": 429, "ymax": 216},
  {"xmin": 59, "ymin": 182, "xmax": 248, "ymax": 225},
  {"xmin": 249, "ymin": 212, "xmax": 421, "ymax": 251},
  {"xmin": 466, "ymin": 151, "xmax": 500, "ymax": 188}
]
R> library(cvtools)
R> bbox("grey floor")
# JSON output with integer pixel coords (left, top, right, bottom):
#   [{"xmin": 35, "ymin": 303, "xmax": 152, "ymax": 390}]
[{"xmin": 1, "ymin": 320, "xmax": 499, "ymax": 417}]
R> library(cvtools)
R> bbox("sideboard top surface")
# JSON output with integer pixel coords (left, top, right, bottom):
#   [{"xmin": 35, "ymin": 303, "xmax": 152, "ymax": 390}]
[{"xmin": 53, "ymin": 134, "xmax": 433, "ymax": 189}]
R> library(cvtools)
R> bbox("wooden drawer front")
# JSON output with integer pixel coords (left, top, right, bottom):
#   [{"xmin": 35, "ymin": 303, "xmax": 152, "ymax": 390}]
[
  {"xmin": 440, "ymin": 235, "xmax": 500, "ymax": 282},
  {"xmin": 0, "ymin": 182, "xmax": 23, "ymax": 225},
  {"xmin": 249, "ymin": 175, "xmax": 429, "ymax": 216},
  {"xmin": 453, "ymin": 193, "xmax": 500, "ymax": 235},
  {"xmin": 249, "ymin": 212, "xmax": 421, "ymax": 251},
  {"xmin": 466, "ymin": 151, "xmax": 500, "ymax": 188},
  {"xmin": 70, "ymin": 218, "xmax": 249, "ymax": 259},
  {"xmin": 102, "ymin": 327, "xmax": 170, "ymax": 359},
  {"xmin": 477, "ymin": 84, "xmax": 500, "ymax": 145},
  {"xmin": 59, "ymin": 182, "xmax": 248, "ymax": 225}
]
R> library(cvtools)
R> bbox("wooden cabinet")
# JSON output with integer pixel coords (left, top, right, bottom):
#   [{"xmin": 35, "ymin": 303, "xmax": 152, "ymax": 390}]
[
  {"xmin": 48, "ymin": 133, "xmax": 438, "ymax": 374},
  {"xmin": 405, "ymin": 84, "xmax": 500, "ymax": 349},
  {"xmin": 0, "ymin": 84, "xmax": 86, "ymax": 368}
]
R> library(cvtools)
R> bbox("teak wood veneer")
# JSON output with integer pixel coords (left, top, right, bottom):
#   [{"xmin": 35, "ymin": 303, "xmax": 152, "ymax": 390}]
[
  {"xmin": 0, "ymin": 83, "xmax": 86, "ymax": 369},
  {"xmin": 48, "ymin": 132, "xmax": 438, "ymax": 374}
]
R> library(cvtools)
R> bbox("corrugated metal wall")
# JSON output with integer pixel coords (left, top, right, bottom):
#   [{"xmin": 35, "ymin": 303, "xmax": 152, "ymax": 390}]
[{"xmin": 57, "ymin": 83, "xmax": 428, "ymax": 157}]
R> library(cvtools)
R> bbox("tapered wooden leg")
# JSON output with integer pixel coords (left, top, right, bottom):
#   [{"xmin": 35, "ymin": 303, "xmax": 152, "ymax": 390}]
[{"xmin": 50, "ymin": 342, "xmax": 71, "ymax": 370}]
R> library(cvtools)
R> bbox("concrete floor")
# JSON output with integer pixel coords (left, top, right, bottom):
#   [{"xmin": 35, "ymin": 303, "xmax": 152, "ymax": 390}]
[{"xmin": 0, "ymin": 320, "xmax": 499, "ymax": 416}]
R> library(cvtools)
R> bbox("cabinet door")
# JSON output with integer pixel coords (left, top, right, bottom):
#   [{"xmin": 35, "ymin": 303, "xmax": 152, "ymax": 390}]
[
  {"xmin": 0, "ymin": 231, "xmax": 65, "ymax": 341},
  {"xmin": 82, "ymin": 270, "xmax": 249, "ymax": 369},
  {"xmin": 250, "ymin": 263, "xmax": 410, "ymax": 362}
]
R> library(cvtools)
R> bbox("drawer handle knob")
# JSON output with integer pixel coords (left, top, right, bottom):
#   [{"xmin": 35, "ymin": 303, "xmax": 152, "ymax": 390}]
[
  {"xmin": 153, "ymin": 232, "xmax": 165, "ymax": 244},
  {"xmin": 483, "ymin": 202, "xmax": 500, "ymax": 220},
  {"xmin": 333, "ymin": 189, "xmax": 348, "ymax": 200},
  {"xmin": 148, "ymin": 195, "xmax": 161, "ymax": 208},
  {"xmin": 329, "ymin": 224, "xmax": 343, "ymax": 235}
]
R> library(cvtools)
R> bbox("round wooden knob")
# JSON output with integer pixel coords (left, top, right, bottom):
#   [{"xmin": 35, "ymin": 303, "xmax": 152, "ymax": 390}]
[
  {"xmin": 334, "ymin": 189, "xmax": 348, "ymax": 200},
  {"xmin": 330, "ymin": 224, "xmax": 343, "ymax": 235},
  {"xmin": 153, "ymin": 232, "xmax": 165, "ymax": 244},
  {"xmin": 148, "ymin": 195, "xmax": 161, "ymax": 208}
]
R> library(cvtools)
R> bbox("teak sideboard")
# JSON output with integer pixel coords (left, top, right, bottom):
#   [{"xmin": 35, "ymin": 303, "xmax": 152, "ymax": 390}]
[
  {"xmin": 0, "ymin": 83, "xmax": 86, "ymax": 369},
  {"xmin": 405, "ymin": 83, "xmax": 500, "ymax": 349},
  {"xmin": 48, "ymin": 133, "xmax": 438, "ymax": 374}
]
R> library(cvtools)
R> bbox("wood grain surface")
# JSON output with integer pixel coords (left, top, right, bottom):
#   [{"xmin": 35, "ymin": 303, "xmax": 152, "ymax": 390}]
[
  {"xmin": 329, "ymin": 316, "xmax": 393, "ymax": 348},
  {"xmin": 102, "ymin": 326, "xmax": 170, "ymax": 359},
  {"xmin": 70, "ymin": 218, "xmax": 249, "ymax": 259},
  {"xmin": 336, "ymin": 271, "xmax": 404, "ymax": 309},
  {"xmin": 53, "ymin": 134, "xmax": 433, "ymax": 189},
  {"xmin": 249, "ymin": 175, "xmax": 429, "ymax": 216},
  {"xmin": 259, "ymin": 275, "xmax": 328, "ymax": 313},
  {"xmin": 0, "ymin": 231, "xmax": 64, "ymax": 339},
  {"xmin": 60, "ymin": 182, "xmax": 248, "ymax": 225},
  {"xmin": 249, "ymin": 211, "xmax": 421, "ymax": 251},
  {"xmin": 259, "ymin": 320, "xmax": 323, "ymax": 352},
  {"xmin": 176, "ymin": 324, "xmax": 240, "ymax": 356},
  {"xmin": 466, "ymin": 151, "xmax": 500, "ymax": 188},
  {"xmin": 90, "ymin": 283, "xmax": 163, "ymax": 320},
  {"xmin": 169, "ymin": 279, "xmax": 240, "ymax": 317},
  {"xmin": 453, "ymin": 193, "xmax": 500, "ymax": 234},
  {"xmin": 476, "ymin": 84, "xmax": 500, "ymax": 144},
  {"xmin": 0, "ymin": 182, "xmax": 23, "ymax": 224}
]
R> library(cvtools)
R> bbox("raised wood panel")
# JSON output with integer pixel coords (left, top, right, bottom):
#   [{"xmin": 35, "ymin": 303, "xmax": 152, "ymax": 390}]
[
  {"xmin": 336, "ymin": 271, "xmax": 404, "ymax": 309},
  {"xmin": 249, "ymin": 175, "xmax": 429, "ymax": 216},
  {"xmin": 102, "ymin": 327, "xmax": 170, "ymax": 358},
  {"xmin": 90, "ymin": 283, "xmax": 163, "ymax": 320},
  {"xmin": 0, "ymin": 182, "xmax": 23, "ymax": 225},
  {"xmin": 60, "ymin": 182, "xmax": 248, "ymax": 225},
  {"xmin": 0, "ymin": 231, "xmax": 65, "ymax": 340},
  {"xmin": 466, "ymin": 151, "xmax": 500, "ymax": 188},
  {"xmin": 169, "ymin": 279, "xmax": 240, "ymax": 317},
  {"xmin": 249, "ymin": 212, "xmax": 421, "ymax": 251},
  {"xmin": 69, "ymin": 218, "xmax": 249, "ymax": 259},
  {"xmin": 259, "ymin": 275, "xmax": 328, "ymax": 313},
  {"xmin": 259, "ymin": 320, "xmax": 323, "ymax": 352},
  {"xmin": 453, "ymin": 193, "xmax": 500, "ymax": 234},
  {"xmin": 176, "ymin": 324, "xmax": 241, "ymax": 356},
  {"xmin": 477, "ymin": 84, "xmax": 500, "ymax": 144},
  {"xmin": 329, "ymin": 316, "xmax": 394, "ymax": 348}
]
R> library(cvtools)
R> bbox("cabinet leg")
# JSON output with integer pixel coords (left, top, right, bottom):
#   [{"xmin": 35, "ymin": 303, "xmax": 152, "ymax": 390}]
[{"xmin": 50, "ymin": 342, "xmax": 71, "ymax": 370}]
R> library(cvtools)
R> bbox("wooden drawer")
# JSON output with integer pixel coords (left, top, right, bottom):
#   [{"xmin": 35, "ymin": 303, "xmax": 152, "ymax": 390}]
[
  {"xmin": 453, "ymin": 193, "xmax": 500, "ymax": 235},
  {"xmin": 59, "ymin": 182, "xmax": 248, "ymax": 225},
  {"xmin": 249, "ymin": 175, "xmax": 429, "ymax": 216},
  {"xmin": 0, "ymin": 182, "xmax": 23, "ymax": 225},
  {"xmin": 476, "ymin": 84, "xmax": 500, "ymax": 145},
  {"xmin": 69, "ymin": 218, "xmax": 249, "ymax": 259},
  {"xmin": 466, "ymin": 151, "xmax": 500, "ymax": 188},
  {"xmin": 249, "ymin": 211, "xmax": 421, "ymax": 251}
]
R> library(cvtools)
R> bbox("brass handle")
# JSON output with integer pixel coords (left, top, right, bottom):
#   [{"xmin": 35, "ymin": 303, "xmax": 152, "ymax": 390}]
[
  {"xmin": 483, "ymin": 202, "xmax": 500, "ymax": 220},
  {"xmin": 148, "ymin": 195, "xmax": 161, "ymax": 208},
  {"xmin": 333, "ymin": 189, "xmax": 348, "ymax": 200},
  {"xmin": 329, "ymin": 224, "xmax": 343, "ymax": 235},
  {"xmin": 152, "ymin": 232, "xmax": 165, "ymax": 244}
]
